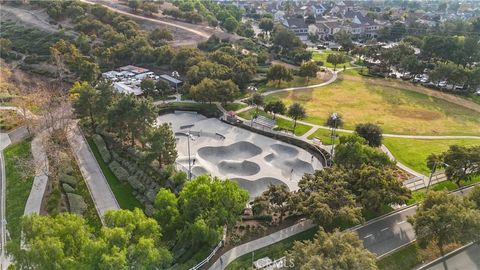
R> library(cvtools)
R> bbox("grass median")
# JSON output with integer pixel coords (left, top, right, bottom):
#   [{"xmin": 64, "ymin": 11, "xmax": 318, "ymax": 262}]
[
  {"xmin": 4, "ymin": 140, "xmax": 34, "ymax": 244},
  {"xmin": 86, "ymin": 138, "xmax": 143, "ymax": 210}
]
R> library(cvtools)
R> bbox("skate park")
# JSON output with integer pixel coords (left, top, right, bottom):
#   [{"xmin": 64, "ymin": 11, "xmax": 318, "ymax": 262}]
[{"xmin": 156, "ymin": 111, "xmax": 324, "ymax": 199}]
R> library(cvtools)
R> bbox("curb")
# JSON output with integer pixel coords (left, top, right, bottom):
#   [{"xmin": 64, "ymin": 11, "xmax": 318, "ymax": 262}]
[{"xmin": 416, "ymin": 242, "xmax": 477, "ymax": 270}]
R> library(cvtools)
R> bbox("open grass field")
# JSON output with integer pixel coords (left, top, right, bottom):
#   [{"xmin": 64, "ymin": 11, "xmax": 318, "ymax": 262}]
[
  {"xmin": 237, "ymin": 109, "xmax": 312, "ymax": 136},
  {"xmin": 384, "ymin": 138, "xmax": 480, "ymax": 175},
  {"xmin": 223, "ymin": 102, "xmax": 247, "ymax": 112},
  {"xmin": 257, "ymin": 75, "xmax": 329, "ymax": 92},
  {"xmin": 307, "ymin": 128, "xmax": 352, "ymax": 144},
  {"xmin": 311, "ymin": 49, "xmax": 352, "ymax": 69},
  {"xmin": 265, "ymin": 77, "xmax": 480, "ymax": 136},
  {"xmin": 4, "ymin": 140, "xmax": 34, "ymax": 244},
  {"xmin": 87, "ymin": 138, "xmax": 143, "ymax": 210}
]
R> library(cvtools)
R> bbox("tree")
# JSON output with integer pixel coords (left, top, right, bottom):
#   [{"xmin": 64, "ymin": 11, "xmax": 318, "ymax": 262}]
[
  {"xmin": 232, "ymin": 61, "xmax": 256, "ymax": 89},
  {"xmin": 171, "ymin": 47, "xmax": 201, "ymax": 73},
  {"xmin": 354, "ymin": 123, "xmax": 383, "ymax": 147},
  {"xmin": 298, "ymin": 61, "xmax": 319, "ymax": 83},
  {"xmin": 128, "ymin": 0, "xmax": 141, "ymax": 12},
  {"xmin": 190, "ymin": 78, "xmax": 239, "ymax": 104},
  {"xmin": 69, "ymin": 81, "xmax": 98, "ymax": 128},
  {"xmin": 334, "ymin": 30, "xmax": 354, "ymax": 52},
  {"xmin": 154, "ymin": 188, "xmax": 180, "ymax": 237},
  {"xmin": 264, "ymin": 100, "xmax": 286, "ymax": 119},
  {"xmin": 215, "ymin": 79, "xmax": 240, "ymax": 104},
  {"xmin": 287, "ymin": 103, "xmax": 306, "ymax": 132},
  {"xmin": 175, "ymin": 175, "xmax": 249, "ymax": 249},
  {"xmin": 296, "ymin": 168, "xmax": 363, "ymax": 229},
  {"xmin": 349, "ymin": 165, "xmax": 411, "ymax": 212},
  {"xmin": 326, "ymin": 113, "xmax": 344, "ymax": 128},
  {"xmin": 251, "ymin": 93, "xmax": 264, "ymax": 112},
  {"xmin": 9, "ymin": 210, "xmax": 173, "ymax": 269},
  {"xmin": 223, "ymin": 16, "xmax": 238, "ymax": 33},
  {"xmin": 156, "ymin": 80, "xmax": 170, "ymax": 93},
  {"xmin": 305, "ymin": 15, "xmax": 315, "ymax": 25},
  {"xmin": 326, "ymin": 53, "xmax": 347, "ymax": 71},
  {"xmin": 142, "ymin": 1, "xmax": 159, "ymax": 15},
  {"xmin": 259, "ymin": 18, "xmax": 274, "ymax": 35},
  {"xmin": 286, "ymin": 229, "xmax": 377, "ymax": 270},
  {"xmin": 334, "ymin": 135, "xmax": 393, "ymax": 169},
  {"xmin": 399, "ymin": 55, "xmax": 424, "ymax": 77},
  {"xmin": 149, "ymin": 28, "xmax": 173, "ymax": 46},
  {"xmin": 140, "ymin": 78, "xmax": 156, "ymax": 97},
  {"xmin": 440, "ymin": 145, "xmax": 480, "ymax": 186},
  {"xmin": 409, "ymin": 190, "xmax": 480, "ymax": 255},
  {"xmin": 272, "ymin": 25, "xmax": 303, "ymax": 51},
  {"xmin": 144, "ymin": 123, "xmax": 177, "ymax": 168},
  {"xmin": 469, "ymin": 186, "xmax": 480, "ymax": 209},
  {"xmin": 263, "ymin": 184, "xmax": 290, "ymax": 221},
  {"xmin": 266, "ymin": 64, "xmax": 293, "ymax": 87}
]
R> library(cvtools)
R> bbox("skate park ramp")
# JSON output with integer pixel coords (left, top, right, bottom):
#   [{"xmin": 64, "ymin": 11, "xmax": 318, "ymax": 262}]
[
  {"xmin": 197, "ymin": 141, "xmax": 262, "ymax": 163},
  {"xmin": 233, "ymin": 177, "xmax": 289, "ymax": 199},
  {"xmin": 218, "ymin": 160, "xmax": 261, "ymax": 176}
]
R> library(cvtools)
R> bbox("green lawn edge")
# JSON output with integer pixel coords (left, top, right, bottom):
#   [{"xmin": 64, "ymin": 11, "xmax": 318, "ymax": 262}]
[
  {"xmin": 4, "ymin": 140, "xmax": 34, "ymax": 244},
  {"xmin": 86, "ymin": 138, "xmax": 143, "ymax": 210}
]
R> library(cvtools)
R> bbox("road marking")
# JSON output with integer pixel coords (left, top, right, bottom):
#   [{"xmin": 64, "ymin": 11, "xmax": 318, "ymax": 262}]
[
  {"xmin": 397, "ymin": 221, "xmax": 407, "ymax": 225},
  {"xmin": 364, "ymin": 234, "xmax": 373, "ymax": 239},
  {"xmin": 381, "ymin": 227, "xmax": 389, "ymax": 232}
]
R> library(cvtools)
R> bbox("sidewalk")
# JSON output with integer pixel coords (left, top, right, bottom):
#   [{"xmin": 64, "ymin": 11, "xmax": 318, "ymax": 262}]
[{"xmin": 66, "ymin": 123, "xmax": 119, "ymax": 220}]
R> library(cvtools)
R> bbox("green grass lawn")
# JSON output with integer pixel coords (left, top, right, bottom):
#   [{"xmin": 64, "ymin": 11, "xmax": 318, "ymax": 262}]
[
  {"xmin": 384, "ymin": 138, "xmax": 480, "ymax": 175},
  {"xmin": 407, "ymin": 175, "xmax": 480, "ymax": 205},
  {"xmin": 4, "ymin": 140, "xmax": 34, "ymax": 244},
  {"xmin": 237, "ymin": 109, "xmax": 312, "ymax": 136},
  {"xmin": 87, "ymin": 138, "xmax": 143, "ymax": 210},
  {"xmin": 223, "ymin": 102, "xmax": 247, "ymax": 112},
  {"xmin": 257, "ymin": 75, "xmax": 326, "ymax": 92},
  {"xmin": 377, "ymin": 243, "xmax": 423, "ymax": 270},
  {"xmin": 226, "ymin": 227, "xmax": 318, "ymax": 270},
  {"xmin": 311, "ymin": 50, "xmax": 352, "ymax": 69},
  {"xmin": 307, "ymin": 128, "xmax": 352, "ymax": 144},
  {"xmin": 267, "ymin": 77, "xmax": 480, "ymax": 136}
]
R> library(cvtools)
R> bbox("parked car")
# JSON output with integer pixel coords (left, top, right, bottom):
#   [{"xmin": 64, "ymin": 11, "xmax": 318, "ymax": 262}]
[{"xmin": 438, "ymin": 81, "xmax": 447, "ymax": 88}]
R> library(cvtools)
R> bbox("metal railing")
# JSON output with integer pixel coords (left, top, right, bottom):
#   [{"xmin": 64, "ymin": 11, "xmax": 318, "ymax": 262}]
[{"xmin": 189, "ymin": 240, "xmax": 224, "ymax": 270}]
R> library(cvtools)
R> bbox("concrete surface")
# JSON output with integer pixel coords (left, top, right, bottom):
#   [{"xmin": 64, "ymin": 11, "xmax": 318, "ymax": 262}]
[
  {"xmin": 24, "ymin": 131, "xmax": 49, "ymax": 216},
  {"xmin": 422, "ymin": 243, "xmax": 480, "ymax": 270},
  {"xmin": 66, "ymin": 123, "xmax": 119, "ymax": 219},
  {"xmin": 157, "ymin": 112, "xmax": 323, "ymax": 199},
  {"xmin": 0, "ymin": 134, "xmax": 11, "ymax": 269},
  {"xmin": 208, "ymin": 184, "xmax": 478, "ymax": 269}
]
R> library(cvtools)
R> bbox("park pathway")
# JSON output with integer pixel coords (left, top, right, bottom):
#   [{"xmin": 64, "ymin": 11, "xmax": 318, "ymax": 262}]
[
  {"xmin": 0, "ymin": 133, "xmax": 11, "ymax": 270},
  {"xmin": 66, "ymin": 122, "xmax": 119, "ymax": 220},
  {"xmin": 24, "ymin": 130, "xmax": 49, "ymax": 216}
]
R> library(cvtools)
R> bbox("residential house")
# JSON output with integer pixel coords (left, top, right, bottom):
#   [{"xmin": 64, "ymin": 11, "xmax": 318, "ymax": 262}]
[{"xmin": 283, "ymin": 17, "xmax": 309, "ymax": 36}]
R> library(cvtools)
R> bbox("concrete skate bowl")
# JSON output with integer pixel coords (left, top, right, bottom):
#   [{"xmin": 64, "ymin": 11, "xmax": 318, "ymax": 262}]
[
  {"xmin": 197, "ymin": 141, "xmax": 262, "ymax": 164},
  {"xmin": 218, "ymin": 160, "xmax": 260, "ymax": 176},
  {"xmin": 232, "ymin": 177, "xmax": 288, "ymax": 199},
  {"xmin": 270, "ymin": 144, "xmax": 299, "ymax": 158},
  {"xmin": 192, "ymin": 166, "xmax": 209, "ymax": 176},
  {"xmin": 265, "ymin": 149, "xmax": 314, "ymax": 178}
]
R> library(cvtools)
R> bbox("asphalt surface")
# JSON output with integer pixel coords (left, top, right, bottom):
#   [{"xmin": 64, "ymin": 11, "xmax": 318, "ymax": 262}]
[
  {"xmin": 209, "ymin": 184, "xmax": 478, "ymax": 269},
  {"xmin": 424, "ymin": 243, "xmax": 480, "ymax": 270},
  {"xmin": 355, "ymin": 186, "xmax": 476, "ymax": 257}
]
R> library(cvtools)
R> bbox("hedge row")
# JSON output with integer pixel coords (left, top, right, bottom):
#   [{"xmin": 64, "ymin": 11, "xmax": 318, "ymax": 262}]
[{"xmin": 92, "ymin": 134, "xmax": 111, "ymax": 163}]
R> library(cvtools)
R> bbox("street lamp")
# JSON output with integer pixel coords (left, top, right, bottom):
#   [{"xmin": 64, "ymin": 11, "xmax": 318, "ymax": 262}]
[
  {"xmin": 178, "ymin": 131, "xmax": 195, "ymax": 180},
  {"xmin": 426, "ymin": 161, "xmax": 449, "ymax": 193},
  {"xmin": 329, "ymin": 112, "xmax": 338, "ymax": 162}
]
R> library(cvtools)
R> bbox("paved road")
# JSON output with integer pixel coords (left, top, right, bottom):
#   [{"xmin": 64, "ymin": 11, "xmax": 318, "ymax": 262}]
[
  {"xmin": 209, "ymin": 184, "xmax": 478, "ymax": 269},
  {"xmin": 66, "ymin": 123, "xmax": 119, "ymax": 220},
  {"xmin": 421, "ymin": 243, "xmax": 480, "ymax": 270}
]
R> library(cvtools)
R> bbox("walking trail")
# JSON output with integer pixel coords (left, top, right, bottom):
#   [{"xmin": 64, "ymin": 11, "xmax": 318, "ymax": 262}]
[{"xmin": 66, "ymin": 122, "xmax": 119, "ymax": 219}]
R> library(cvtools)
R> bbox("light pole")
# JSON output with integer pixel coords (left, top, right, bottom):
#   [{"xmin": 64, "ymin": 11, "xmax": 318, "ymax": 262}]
[
  {"xmin": 426, "ymin": 161, "xmax": 449, "ymax": 193},
  {"xmin": 179, "ymin": 131, "xmax": 195, "ymax": 180},
  {"xmin": 329, "ymin": 112, "xmax": 338, "ymax": 163}
]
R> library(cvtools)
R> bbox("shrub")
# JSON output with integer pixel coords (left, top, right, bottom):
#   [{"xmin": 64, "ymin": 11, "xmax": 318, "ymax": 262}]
[
  {"xmin": 47, "ymin": 185, "xmax": 61, "ymax": 214},
  {"xmin": 67, "ymin": 193, "xmax": 87, "ymax": 214},
  {"xmin": 60, "ymin": 173, "xmax": 78, "ymax": 187},
  {"xmin": 93, "ymin": 134, "xmax": 111, "ymax": 163},
  {"xmin": 108, "ymin": 161, "xmax": 129, "ymax": 182},
  {"xmin": 241, "ymin": 215, "xmax": 273, "ymax": 222},
  {"xmin": 62, "ymin": 183, "xmax": 75, "ymax": 193},
  {"xmin": 127, "ymin": 175, "xmax": 146, "ymax": 192}
]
